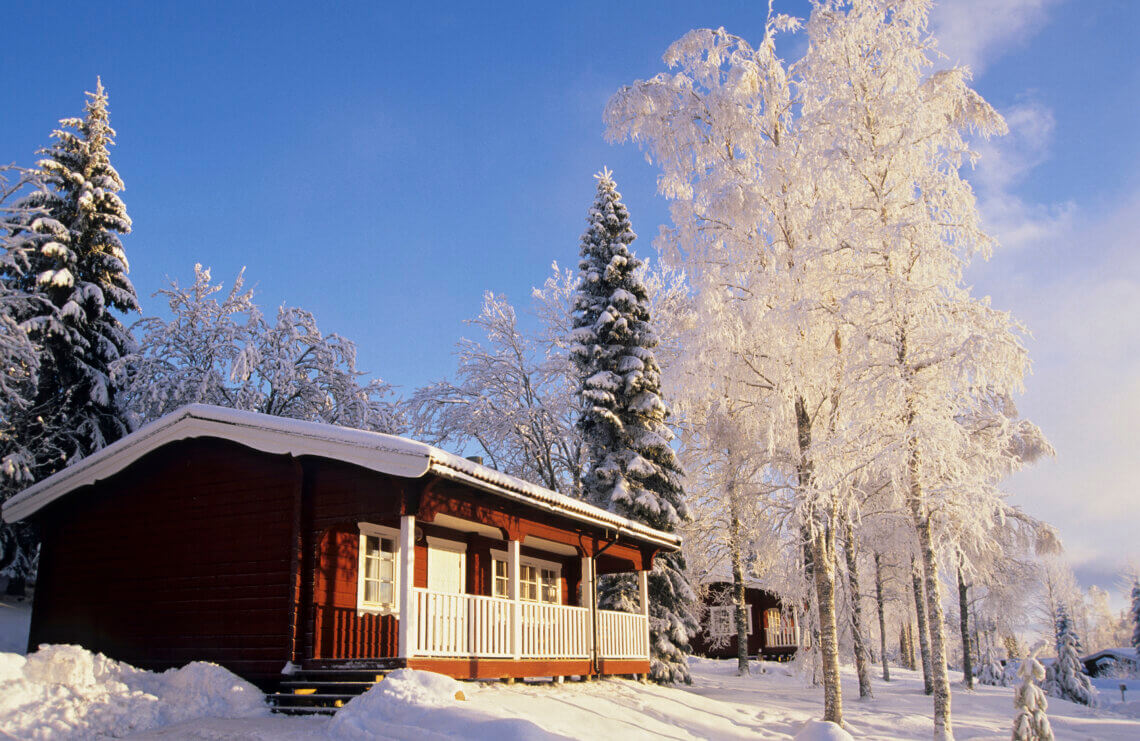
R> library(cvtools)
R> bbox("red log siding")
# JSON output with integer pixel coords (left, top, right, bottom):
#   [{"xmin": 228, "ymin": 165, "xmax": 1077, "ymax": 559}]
[
  {"xmin": 29, "ymin": 438, "xmax": 298, "ymax": 684},
  {"xmin": 689, "ymin": 584, "xmax": 796, "ymax": 659}
]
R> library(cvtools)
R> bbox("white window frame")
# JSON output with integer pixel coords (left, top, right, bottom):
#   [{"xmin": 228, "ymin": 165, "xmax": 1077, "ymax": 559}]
[
  {"xmin": 425, "ymin": 535, "xmax": 467, "ymax": 594},
  {"xmin": 709, "ymin": 604, "xmax": 753, "ymax": 637},
  {"xmin": 490, "ymin": 549, "xmax": 562, "ymax": 604},
  {"xmin": 357, "ymin": 523, "xmax": 401, "ymax": 616}
]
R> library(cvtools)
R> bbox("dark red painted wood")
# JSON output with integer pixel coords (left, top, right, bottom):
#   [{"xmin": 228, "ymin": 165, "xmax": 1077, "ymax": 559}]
[{"xmin": 29, "ymin": 438, "xmax": 297, "ymax": 684}]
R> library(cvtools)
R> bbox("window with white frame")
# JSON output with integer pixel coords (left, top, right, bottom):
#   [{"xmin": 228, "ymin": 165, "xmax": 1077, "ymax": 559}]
[
  {"xmin": 490, "ymin": 550, "xmax": 561, "ymax": 604},
  {"xmin": 357, "ymin": 523, "xmax": 400, "ymax": 615},
  {"xmin": 709, "ymin": 604, "xmax": 753, "ymax": 636}
]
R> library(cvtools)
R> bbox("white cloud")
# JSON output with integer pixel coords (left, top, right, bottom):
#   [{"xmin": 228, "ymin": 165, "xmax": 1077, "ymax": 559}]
[
  {"xmin": 931, "ymin": 0, "xmax": 1060, "ymax": 74},
  {"xmin": 971, "ymin": 191, "xmax": 1140, "ymax": 601},
  {"xmin": 971, "ymin": 100, "xmax": 1075, "ymax": 251}
]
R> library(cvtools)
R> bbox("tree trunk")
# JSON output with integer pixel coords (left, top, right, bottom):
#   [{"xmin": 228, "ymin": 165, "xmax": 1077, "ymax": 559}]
[
  {"xmin": 912, "ymin": 557, "xmax": 933, "ymax": 695},
  {"xmin": 875, "ymin": 552, "xmax": 890, "ymax": 682},
  {"xmin": 811, "ymin": 522, "xmax": 843, "ymax": 724},
  {"xmin": 910, "ymin": 491, "xmax": 953, "ymax": 739},
  {"xmin": 844, "ymin": 520, "xmax": 872, "ymax": 698},
  {"xmin": 796, "ymin": 394, "xmax": 842, "ymax": 725},
  {"xmin": 730, "ymin": 513, "xmax": 750, "ymax": 676},
  {"xmin": 957, "ymin": 564, "xmax": 973, "ymax": 689}
]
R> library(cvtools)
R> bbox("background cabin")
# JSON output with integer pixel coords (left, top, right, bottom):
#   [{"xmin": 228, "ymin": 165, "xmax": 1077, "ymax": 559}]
[{"xmin": 690, "ymin": 581, "xmax": 801, "ymax": 662}]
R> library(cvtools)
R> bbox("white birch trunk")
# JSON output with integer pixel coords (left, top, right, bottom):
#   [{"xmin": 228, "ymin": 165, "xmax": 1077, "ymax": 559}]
[{"xmin": 875, "ymin": 552, "xmax": 890, "ymax": 682}]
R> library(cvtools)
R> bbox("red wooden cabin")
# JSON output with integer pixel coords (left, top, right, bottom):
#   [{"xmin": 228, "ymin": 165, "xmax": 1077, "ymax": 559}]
[
  {"xmin": 689, "ymin": 582, "xmax": 801, "ymax": 661},
  {"xmin": 3, "ymin": 405, "xmax": 677, "ymax": 688}
]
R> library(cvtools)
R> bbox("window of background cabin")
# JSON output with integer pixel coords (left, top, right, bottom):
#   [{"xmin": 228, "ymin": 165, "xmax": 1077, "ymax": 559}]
[
  {"xmin": 357, "ymin": 523, "xmax": 400, "ymax": 615},
  {"xmin": 709, "ymin": 604, "xmax": 753, "ymax": 636}
]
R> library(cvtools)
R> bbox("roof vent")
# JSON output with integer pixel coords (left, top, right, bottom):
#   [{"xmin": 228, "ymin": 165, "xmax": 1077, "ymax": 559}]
[{"xmin": 465, "ymin": 455, "xmax": 484, "ymax": 466}]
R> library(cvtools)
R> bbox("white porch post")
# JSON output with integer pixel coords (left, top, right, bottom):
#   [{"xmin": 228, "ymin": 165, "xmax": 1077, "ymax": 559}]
[
  {"xmin": 638, "ymin": 569, "xmax": 650, "ymax": 660},
  {"xmin": 508, "ymin": 538, "xmax": 521, "ymax": 661},
  {"xmin": 397, "ymin": 515, "xmax": 416, "ymax": 659},
  {"xmin": 581, "ymin": 555, "xmax": 595, "ymax": 663}
]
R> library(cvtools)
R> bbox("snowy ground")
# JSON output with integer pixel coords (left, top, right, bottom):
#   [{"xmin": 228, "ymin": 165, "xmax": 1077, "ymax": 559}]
[{"xmin": 2, "ymin": 601, "xmax": 1138, "ymax": 739}]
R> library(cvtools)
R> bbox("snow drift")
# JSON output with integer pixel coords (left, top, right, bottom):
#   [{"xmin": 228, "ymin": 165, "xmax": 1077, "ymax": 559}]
[
  {"xmin": 329, "ymin": 669, "xmax": 563, "ymax": 740},
  {"xmin": 0, "ymin": 644, "xmax": 267, "ymax": 739}
]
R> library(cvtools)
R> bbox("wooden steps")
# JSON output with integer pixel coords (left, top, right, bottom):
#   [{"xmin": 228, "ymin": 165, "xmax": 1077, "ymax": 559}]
[{"xmin": 268, "ymin": 666, "xmax": 399, "ymax": 715}]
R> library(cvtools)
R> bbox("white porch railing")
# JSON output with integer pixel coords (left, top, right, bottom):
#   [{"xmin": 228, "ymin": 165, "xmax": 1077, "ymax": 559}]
[
  {"xmin": 597, "ymin": 608, "xmax": 650, "ymax": 659},
  {"xmin": 765, "ymin": 625, "xmax": 799, "ymax": 648},
  {"xmin": 410, "ymin": 588, "xmax": 647, "ymax": 661},
  {"xmin": 520, "ymin": 601, "xmax": 590, "ymax": 658}
]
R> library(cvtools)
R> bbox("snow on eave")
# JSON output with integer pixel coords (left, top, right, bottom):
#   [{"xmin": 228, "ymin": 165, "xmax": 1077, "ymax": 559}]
[
  {"xmin": 426, "ymin": 452, "xmax": 682, "ymax": 550},
  {"xmin": 1, "ymin": 404, "xmax": 681, "ymax": 551}
]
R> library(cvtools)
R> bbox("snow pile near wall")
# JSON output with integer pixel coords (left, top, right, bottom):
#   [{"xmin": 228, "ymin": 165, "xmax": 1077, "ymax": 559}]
[
  {"xmin": 329, "ymin": 669, "xmax": 562, "ymax": 741},
  {"xmin": 0, "ymin": 644, "xmax": 267, "ymax": 739}
]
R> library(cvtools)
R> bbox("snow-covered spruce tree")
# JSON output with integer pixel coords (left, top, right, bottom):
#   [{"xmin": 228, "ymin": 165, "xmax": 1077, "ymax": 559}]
[
  {"xmin": 1043, "ymin": 608, "xmax": 1095, "ymax": 706},
  {"xmin": 122, "ymin": 265, "xmax": 400, "ymax": 433},
  {"xmin": 570, "ymin": 169, "xmax": 695, "ymax": 683},
  {"xmin": 1131, "ymin": 580, "xmax": 1140, "ymax": 658},
  {"xmin": 16, "ymin": 79, "xmax": 139, "ymax": 475},
  {"xmin": 1012, "ymin": 650, "xmax": 1054, "ymax": 741}
]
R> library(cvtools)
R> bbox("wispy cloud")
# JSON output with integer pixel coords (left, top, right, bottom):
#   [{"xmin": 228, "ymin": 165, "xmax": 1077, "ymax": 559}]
[
  {"xmin": 931, "ymin": 0, "xmax": 1060, "ymax": 74},
  {"xmin": 971, "ymin": 190, "xmax": 1140, "ymax": 606},
  {"xmin": 971, "ymin": 99, "xmax": 1075, "ymax": 250}
]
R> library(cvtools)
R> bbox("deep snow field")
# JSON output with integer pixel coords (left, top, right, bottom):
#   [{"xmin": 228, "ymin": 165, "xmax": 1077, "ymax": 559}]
[{"xmin": 2, "ymin": 596, "xmax": 1139, "ymax": 740}]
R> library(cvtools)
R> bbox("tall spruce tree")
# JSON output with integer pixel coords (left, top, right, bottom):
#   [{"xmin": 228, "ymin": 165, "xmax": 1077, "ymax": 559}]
[
  {"xmin": 1044, "ymin": 606, "xmax": 1095, "ymax": 706},
  {"xmin": 570, "ymin": 169, "xmax": 696, "ymax": 683},
  {"xmin": 17, "ymin": 78, "xmax": 139, "ymax": 479}
]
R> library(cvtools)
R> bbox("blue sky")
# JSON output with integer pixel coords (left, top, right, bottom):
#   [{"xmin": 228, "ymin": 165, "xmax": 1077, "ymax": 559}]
[{"xmin": 3, "ymin": 1, "xmax": 1137, "ymax": 604}]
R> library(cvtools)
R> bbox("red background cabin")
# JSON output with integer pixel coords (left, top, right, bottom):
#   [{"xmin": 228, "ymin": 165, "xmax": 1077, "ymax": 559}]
[{"xmin": 690, "ymin": 582, "xmax": 801, "ymax": 661}]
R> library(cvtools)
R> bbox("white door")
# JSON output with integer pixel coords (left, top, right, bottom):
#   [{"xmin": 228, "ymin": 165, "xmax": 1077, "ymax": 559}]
[{"xmin": 427, "ymin": 540, "xmax": 466, "ymax": 594}]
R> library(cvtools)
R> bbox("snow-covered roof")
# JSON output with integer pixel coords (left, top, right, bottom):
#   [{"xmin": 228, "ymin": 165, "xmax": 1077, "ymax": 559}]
[{"xmin": 1, "ymin": 404, "xmax": 681, "ymax": 550}]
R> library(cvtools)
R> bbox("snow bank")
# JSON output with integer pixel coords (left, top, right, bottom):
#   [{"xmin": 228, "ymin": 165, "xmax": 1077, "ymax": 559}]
[
  {"xmin": 329, "ymin": 669, "xmax": 562, "ymax": 740},
  {"xmin": 0, "ymin": 644, "xmax": 267, "ymax": 739},
  {"xmin": 793, "ymin": 720, "xmax": 854, "ymax": 741}
]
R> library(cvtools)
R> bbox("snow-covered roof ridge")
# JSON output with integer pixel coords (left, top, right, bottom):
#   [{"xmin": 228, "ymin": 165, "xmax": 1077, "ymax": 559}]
[{"xmin": 1, "ymin": 404, "xmax": 681, "ymax": 550}]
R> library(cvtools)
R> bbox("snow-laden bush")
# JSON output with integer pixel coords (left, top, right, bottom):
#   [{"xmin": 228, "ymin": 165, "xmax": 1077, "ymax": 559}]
[
  {"xmin": 1012, "ymin": 651, "xmax": 1053, "ymax": 741},
  {"xmin": 0, "ymin": 644, "xmax": 266, "ymax": 739}
]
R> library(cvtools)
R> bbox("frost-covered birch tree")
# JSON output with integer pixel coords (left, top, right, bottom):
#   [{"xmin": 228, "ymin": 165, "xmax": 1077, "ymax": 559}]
[
  {"xmin": 570, "ymin": 169, "xmax": 695, "ymax": 684},
  {"xmin": 408, "ymin": 267, "xmax": 583, "ymax": 494},
  {"xmin": 123, "ymin": 265, "xmax": 400, "ymax": 433},
  {"xmin": 799, "ymin": 2, "xmax": 1044, "ymax": 735},
  {"xmin": 604, "ymin": 12, "xmax": 862, "ymax": 722},
  {"xmin": 0, "ymin": 166, "xmax": 62, "ymax": 584}
]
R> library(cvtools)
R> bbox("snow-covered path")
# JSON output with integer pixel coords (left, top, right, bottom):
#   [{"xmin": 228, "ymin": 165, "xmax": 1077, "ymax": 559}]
[
  {"xmin": 2, "ymin": 598, "xmax": 1137, "ymax": 741},
  {"xmin": 114, "ymin": 658, "xmax": 1139, "ymax": 740}
]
